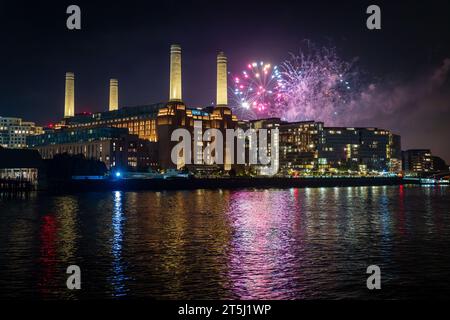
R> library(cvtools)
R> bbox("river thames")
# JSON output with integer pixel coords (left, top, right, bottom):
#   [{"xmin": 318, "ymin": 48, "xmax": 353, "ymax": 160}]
[{"xmin": 0, "ymin": 185, "xmax": 449, "ymax": 299}]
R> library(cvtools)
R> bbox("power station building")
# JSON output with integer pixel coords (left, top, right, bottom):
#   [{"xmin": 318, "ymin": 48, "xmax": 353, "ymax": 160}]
[
  {"xmin": 29, "ymin": 44, "xmax": 403, "ymax": 175},
  {"xmin": 32, "ymin": 45, "xmax": 238, "ymax": 171}
]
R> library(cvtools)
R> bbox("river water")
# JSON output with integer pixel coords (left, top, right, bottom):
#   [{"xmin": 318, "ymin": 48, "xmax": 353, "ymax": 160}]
[{"xmin": 0, "ymin": 185, "xmax": 449, "ymax": 299}]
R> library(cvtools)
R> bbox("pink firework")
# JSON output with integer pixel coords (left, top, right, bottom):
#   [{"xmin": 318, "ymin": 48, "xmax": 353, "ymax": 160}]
[{"xmin": 229, "ymin": 61, "xmax": 281, "ymax": 119}]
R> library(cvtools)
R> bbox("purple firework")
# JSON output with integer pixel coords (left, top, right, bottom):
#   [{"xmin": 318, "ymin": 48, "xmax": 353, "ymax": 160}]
[{"xmin": 275, "ymin": 43, "xmax": 360, "ymax": 123}]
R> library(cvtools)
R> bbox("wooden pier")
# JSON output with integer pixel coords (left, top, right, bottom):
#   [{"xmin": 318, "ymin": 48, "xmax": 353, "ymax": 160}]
[{"xmin": 0, "ymin": 178, "xmax": 34, "ymax": 193}]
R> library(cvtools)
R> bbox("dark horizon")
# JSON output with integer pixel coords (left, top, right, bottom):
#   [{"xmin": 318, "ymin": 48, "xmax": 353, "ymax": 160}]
[{"xmin": 0, "ymin": 0, "xmax": 449, "ymax": 161}]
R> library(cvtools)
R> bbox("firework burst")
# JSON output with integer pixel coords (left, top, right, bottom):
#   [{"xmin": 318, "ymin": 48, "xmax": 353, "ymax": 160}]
[
  {"xmin": 275, "ymin": 43, "xmax": 360, "ymax": 123},
  {"xmin": 229, "ymin": 61, "xmax": 281, "ymax": 119}
]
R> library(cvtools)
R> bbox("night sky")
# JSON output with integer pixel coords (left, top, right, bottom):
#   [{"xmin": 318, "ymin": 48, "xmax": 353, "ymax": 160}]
[{"xmin": 0, "ymin": 0, "xmax": 449, "ymax": 161}]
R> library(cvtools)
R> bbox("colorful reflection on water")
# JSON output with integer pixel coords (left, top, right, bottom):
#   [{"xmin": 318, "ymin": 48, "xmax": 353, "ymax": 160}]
[{"xmin": 0, "ymin": 185, "xmax": 450, "ymax": 299}]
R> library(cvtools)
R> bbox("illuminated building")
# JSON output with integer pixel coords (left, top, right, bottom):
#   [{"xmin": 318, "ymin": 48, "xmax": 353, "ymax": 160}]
[
  {"xmin": 157, "ymin": 50, "xmax": 237, "ymax": 169},
  {"xmin": 169, "ymin": 44, "xmax": 182, "ymax": 102},
  {"xmin": 0, "ymin": 116, "xmax": 43, "ymax": 148},
  {"xmin": 64, "ymin": 104, "xmax": 162, "ymax": 142},
  {"xmin": 246, "ymin": 118, "xmax": 282, "ymax": 175},
  {"xmin": 60, "ymin": 46, "xmax": 237, "ymax": 170},
  {"xmin": 321, "ymin": 127, "xmax": 402, "ymax": 173},
  {"xmin": 248, "ymin": 119, "xmax": 324, "ymax": 173},
  {"xmin": 27, "ymin": 127, "xmax": 158, "ymax": 170},
  {"xmin": 109, "ymin": 79, "xmax": 119, "ymax": 111},
  {"xmin": 216, "ymin": 52, "xmax": 228, "ymax": 107},
  {"xmin": 248, "ymin": 118, "xmax": 401, "ymax": 174},
  {"xmin": 402, "ymin": 149, "xmax": 433, "ymax": 174},
  {"xmin": 279, "ymin": 121, "xmax": 324, "ymax": 172},
  {"xmin": 0, "ymin": 146, "xmax": 42, "ymax": 185},
  {"xmin": 64, "ymin": 72, "xmax": 75, "ymax": 118},
  {"xmin": 358, "ymin": 128, "xmax": 393, "ymax": 171},
  {"xmin": 321, "ymin": 127, "xmax": 360, "ymax": 171},
  {"xmin": 46, "ymin": 44, "xmax": 404, "ymax": 175},
  {"xmin": 321, "ymin": 127, "xmax": 401, "ymax": 173},
  {"xmin": 389, "ymin": 134, "xmax": 402, "ymax": 173}
]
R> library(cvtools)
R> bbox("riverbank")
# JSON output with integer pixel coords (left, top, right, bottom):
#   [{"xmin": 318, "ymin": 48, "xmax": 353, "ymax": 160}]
[{"xmin": 46, "ymin": 176, "xmax": 405, "ymax": 192}]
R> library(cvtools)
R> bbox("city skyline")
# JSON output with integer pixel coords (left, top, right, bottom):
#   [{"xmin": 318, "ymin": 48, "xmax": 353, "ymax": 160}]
[
  {"xmin": 0, "ymin": 0, "xmax": 449, "ymax": 163},
  {"xmin": 1, "ymin": 1, "xmax": 450, "ymax": 305}
]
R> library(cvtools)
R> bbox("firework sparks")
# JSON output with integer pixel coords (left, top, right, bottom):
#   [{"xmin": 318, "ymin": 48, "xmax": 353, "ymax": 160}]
[
  {"xmin": 275, "ymin": 43, "xmax": 359, "ymax": 123},
  {"xmin": 229, "ymin": 61, "xmax": 280, "ymax": 119}
]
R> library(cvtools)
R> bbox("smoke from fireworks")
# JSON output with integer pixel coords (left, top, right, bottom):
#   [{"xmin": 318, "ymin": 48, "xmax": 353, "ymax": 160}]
[
  {"xmin": 229, "ymin": 61, "xmax": 281, "ymax": 119},
  {"xmin": 229, "ymin": 43, "xmax": 362, "ymax": 123},
  {"xmin": 276, "ymin": 43, "xmax": 360, "ymax": 122}
]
